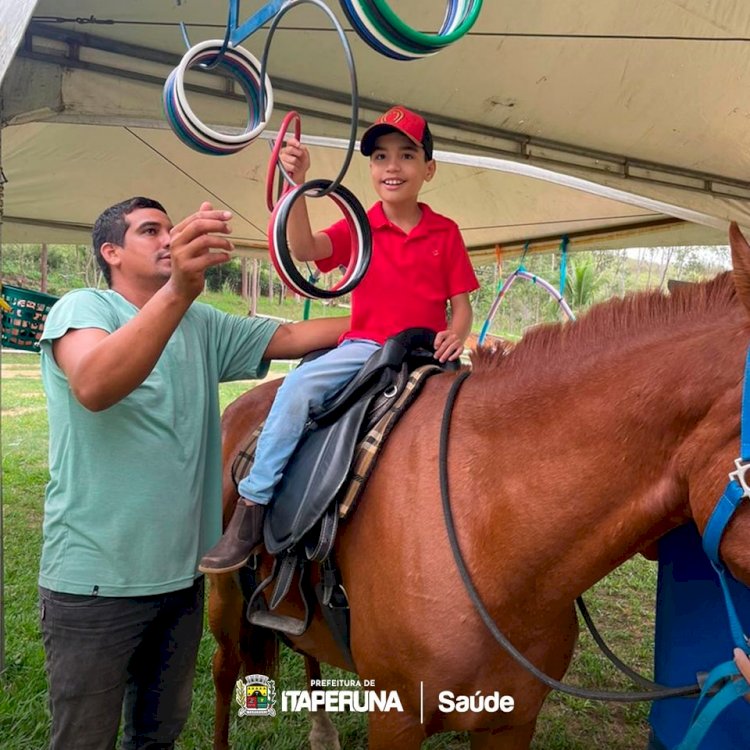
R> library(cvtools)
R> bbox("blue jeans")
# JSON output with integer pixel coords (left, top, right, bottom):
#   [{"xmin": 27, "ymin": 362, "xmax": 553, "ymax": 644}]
[
  {"xmin": 39, "ymin": 577, "xmax": 204, "ymax": 750},
  {"xmin": 238, "ymin": 338, "xmax": 380, "ymax": 505}
]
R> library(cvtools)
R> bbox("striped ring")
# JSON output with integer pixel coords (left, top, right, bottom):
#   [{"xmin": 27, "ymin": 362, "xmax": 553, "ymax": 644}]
[
  {"xmin": 339, "ymin": 0, "xmax": 482, "ymax": 60},
  {"xmin": 268, "ymin": 178, "xmax": 372, "ymax": 299},
  {"xmin": 163, "ymin": 40, "xmax": 273, "ymax": 155}
]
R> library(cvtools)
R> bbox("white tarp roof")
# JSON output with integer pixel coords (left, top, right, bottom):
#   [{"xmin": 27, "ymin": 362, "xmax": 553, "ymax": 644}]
[{"xmin": 3, "ymin": 0, "xmax": 750, "ymax": 261}]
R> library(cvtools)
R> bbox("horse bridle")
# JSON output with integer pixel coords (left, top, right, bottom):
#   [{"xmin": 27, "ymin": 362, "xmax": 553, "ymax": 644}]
[{"xmin": 439, "ymin": 369, "xmax": 719, "ymax": 704}]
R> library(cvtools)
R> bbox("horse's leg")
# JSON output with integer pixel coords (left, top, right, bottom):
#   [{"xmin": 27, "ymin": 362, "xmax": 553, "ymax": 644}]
[
  {"xmin": 469, "ymin": 721, "xmax": 536, "ymax": 749},
  {"xmin": 207, "ymin": 573, "xmax": 244, "ymax": 750},
  {"xmin": 367, "ymin": 712, "xmax": 426, "ymax": 750},
  {"xmin": 304, "ymin": 656, "xmax": 340, "ymax": 750}
]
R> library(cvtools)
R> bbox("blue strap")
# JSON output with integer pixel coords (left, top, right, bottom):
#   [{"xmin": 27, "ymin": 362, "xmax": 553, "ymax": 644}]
[
  {"xmin": 680, "ymin": 344, "xmax": 750, "ymax": 747},
  {"xmin": 180, "ymin": 0, "xmax": 239, "ymax": 69},
  {"xmin": 690, "ymin": 660, "xmax": 740, "ymax": 720},
  {"xmin": 704, "ymin": 481, "xmax": 747, "ymax": 648},
  {"xmin": 700, "ymin": 345, "xmax": 750, "ymax": 650},
  {"xmin": 703, "ymin": 481, "xmax": 745, "ymax": 565},
  {"xmin": 712, "ymin": 556, "xmax": 750, "ymax": 651},
  {"xmin": 741, "ymin": 346, "xmax": 750, "ymax": 459},
  {"xmin": 678, "ymin": 661, "xmax": 749, "ymax": 750}
]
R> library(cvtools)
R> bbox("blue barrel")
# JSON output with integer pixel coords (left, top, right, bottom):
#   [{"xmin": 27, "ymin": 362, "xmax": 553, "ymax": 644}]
[{"xmin": 648, "ymin": 522, "xmax": 750, "ymax": 749}]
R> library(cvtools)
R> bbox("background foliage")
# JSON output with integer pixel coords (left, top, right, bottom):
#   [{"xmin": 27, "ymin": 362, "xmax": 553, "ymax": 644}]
[{"xmin": 1, "ymin": 243, "xmax": 731, "ymax": 339}]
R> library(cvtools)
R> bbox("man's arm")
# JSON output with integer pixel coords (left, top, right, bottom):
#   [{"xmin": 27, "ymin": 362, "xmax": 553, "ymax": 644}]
[
  {"xmin": 263, "ymin": 315, "xmax": 350, "ymax": 360},
  {"xmin": 434, "ymin": 292, "xmax": 473, "ymax": 362},
  {"xmin": 277, "ymin": 138, "xmax": 334, "ymax": 263},
  {"xmin": 53, "ymin": 204, "xmax": 234, "ymax": 411}
]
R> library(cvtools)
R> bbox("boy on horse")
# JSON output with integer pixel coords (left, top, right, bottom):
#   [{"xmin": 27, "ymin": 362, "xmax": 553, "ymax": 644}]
[{"xmin": 200, "ymin": 106, "xmax": 479, "ymax": 574}]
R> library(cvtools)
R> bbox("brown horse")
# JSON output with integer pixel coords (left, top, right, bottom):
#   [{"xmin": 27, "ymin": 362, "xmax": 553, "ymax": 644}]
[{"xmin": 208, "ymin": 225, "xmax": 750, "ymax": 749}]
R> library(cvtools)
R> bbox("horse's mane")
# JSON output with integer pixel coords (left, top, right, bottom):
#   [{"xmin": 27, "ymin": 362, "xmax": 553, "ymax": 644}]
[{"xmin": 471, "ymin": 271, "xmax": 738, "ymax": 374}]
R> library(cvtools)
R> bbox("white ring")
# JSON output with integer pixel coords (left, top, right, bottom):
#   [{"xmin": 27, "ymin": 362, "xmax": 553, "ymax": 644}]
[{"xmin": 170, "ymin": 40, "xmax": 273, "ymax": 148}]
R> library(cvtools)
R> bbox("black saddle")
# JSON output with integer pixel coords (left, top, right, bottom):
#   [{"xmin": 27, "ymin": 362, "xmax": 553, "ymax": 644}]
[{"xmin": 263, "ymin": 327, "xmax": 454, "ymax": 555}]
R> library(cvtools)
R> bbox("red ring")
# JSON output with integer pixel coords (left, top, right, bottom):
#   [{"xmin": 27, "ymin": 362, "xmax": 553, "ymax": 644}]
[
  {"xmin": 266, "ymin": 110, "xmax": 302, "ymax": 211},
  {"xmin": 267, "ymin": 178, "xmax": 371, "ymax": 299}
]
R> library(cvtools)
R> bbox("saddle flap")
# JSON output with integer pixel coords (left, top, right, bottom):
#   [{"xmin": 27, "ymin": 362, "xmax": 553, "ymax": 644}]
[{"xmin": 263, "ymin": 399, "xmax": 368, "ymax": 555}]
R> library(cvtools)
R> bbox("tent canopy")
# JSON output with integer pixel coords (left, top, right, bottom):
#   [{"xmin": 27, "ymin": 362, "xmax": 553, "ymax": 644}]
[{"xmin": 3, "ymin": 0, "xmax": 749, "ymax": 261}]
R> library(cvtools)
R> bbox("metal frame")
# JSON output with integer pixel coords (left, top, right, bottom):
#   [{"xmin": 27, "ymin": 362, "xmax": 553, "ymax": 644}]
[{"xmin": 15, "ymin": 22, "xmax": 750, "ymax": 201}]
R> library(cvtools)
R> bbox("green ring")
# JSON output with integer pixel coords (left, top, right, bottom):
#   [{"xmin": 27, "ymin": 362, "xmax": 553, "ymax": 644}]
[{"xmin": 361, "ymin": 0, "xmax": 482, "ymax": 50}]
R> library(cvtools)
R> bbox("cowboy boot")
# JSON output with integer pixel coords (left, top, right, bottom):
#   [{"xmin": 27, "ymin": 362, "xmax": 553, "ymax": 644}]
[{"xmin": 198, "ymin": 501, "xmax": 264, "ymax": 574}]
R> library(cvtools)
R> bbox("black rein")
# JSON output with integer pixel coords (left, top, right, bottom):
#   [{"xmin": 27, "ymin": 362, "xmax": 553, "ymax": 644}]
[{"xmin": 439, "ymin": 369, "xmax": 700, "ymax": 702}]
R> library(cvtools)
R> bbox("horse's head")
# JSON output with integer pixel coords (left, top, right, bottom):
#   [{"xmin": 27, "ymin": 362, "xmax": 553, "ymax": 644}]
[{"xmin": 683, "ymin": 223, "xmax": 750, "ymax": 589}]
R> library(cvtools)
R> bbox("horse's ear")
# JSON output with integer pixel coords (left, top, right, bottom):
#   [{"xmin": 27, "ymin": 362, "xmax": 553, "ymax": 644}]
[{"xmin": 729, "ymin": 222, "xmax": 750, "ymax": 316}]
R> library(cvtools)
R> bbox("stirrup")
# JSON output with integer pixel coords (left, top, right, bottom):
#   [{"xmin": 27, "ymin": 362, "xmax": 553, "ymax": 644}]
[
  {"xmin": 248, "ymin": 610, "xmax": 310, "ymax": 636},
  {"xmin": 247, "ymin": 551, "xmax": 313, "ymax": 636}
]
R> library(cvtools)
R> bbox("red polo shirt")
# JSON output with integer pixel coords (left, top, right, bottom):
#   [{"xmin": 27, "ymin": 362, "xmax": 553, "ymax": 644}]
[{"xmin": 319, "ymin": 202, "xmax": 479, "ymax": 345}]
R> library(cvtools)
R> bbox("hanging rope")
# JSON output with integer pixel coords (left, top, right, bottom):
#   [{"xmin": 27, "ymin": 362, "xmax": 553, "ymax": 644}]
[
  {"xmin": 558, "ymin": 235, "xmax": 570, "ymax": 297},
  {"xmin": 518, "ymin": 240, "xmax": 530, "ymax": 272}
]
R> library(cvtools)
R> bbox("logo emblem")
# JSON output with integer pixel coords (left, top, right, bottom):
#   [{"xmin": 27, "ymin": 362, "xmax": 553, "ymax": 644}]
[
  {"xmin": 235, "ymin": 674, "xmax": 277, "ymax": 717},
  {"xmin": 379, "ymin": 107, "xmax": 405, "ymax": 125}
]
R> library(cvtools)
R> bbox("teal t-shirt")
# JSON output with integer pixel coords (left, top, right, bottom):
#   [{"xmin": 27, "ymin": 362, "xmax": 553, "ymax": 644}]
[{"xmin": 39, "ymin": 289, "xmax": 279, "ymax": 596}]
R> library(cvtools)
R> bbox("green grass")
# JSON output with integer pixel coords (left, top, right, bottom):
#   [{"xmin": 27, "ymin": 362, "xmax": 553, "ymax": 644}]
[
  {"xmin": 198, "ymin": 290, "xmax": 350, "ymax": 323},
  {"xmin": 0, "ymin": 351, "xmax": 658, "ymax": 749}
]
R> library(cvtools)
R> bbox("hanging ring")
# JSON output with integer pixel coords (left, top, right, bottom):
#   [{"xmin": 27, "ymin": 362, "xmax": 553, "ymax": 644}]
[
  {"xmin": 340, "ymin": 0, "xmax": 483, "ymax": 61},
  {"xmin": 266, "ymin": 110, "xmax": 302, "ymax": 211},
  {"xmin": 268, "ymin": 178, "xmax": 371, "ymax": 299},
  {"xmin": 163, "ymin": 39, "xmax": 273, "ymax": 155}
]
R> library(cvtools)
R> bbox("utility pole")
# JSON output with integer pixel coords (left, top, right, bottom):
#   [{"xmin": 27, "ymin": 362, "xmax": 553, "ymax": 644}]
[{"xmin": 40, "ymin": 243, "xmax": 48, "ymax": 293}]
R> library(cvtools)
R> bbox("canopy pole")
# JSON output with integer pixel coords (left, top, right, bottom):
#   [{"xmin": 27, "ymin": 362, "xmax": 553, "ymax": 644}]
[{"xmin": 0, "ymin": 115, "xmax": 6, "ymax": 675}]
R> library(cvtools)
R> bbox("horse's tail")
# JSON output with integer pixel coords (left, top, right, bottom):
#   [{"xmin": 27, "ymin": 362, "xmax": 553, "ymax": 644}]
[{"xmin": 240, "ymin": 617, "xmax": 280, "ymax": 681}]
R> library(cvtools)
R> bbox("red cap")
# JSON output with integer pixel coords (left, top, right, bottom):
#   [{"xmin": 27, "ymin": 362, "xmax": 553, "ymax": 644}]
[{"xmin": 360, "ymin": 106, "xmax": 433, "ymax": 160}]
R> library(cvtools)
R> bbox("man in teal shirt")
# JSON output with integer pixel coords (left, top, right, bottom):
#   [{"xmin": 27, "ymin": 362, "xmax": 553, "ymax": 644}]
[{"xmin": 38, "ymin": 196, "xmax": 347, "ymax": 750}]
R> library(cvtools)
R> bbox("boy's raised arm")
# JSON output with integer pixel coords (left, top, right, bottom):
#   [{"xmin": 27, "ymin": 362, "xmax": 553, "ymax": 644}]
[{"xmin": 278, "ymin": 137, "xmax": 334, "ymax": 263}]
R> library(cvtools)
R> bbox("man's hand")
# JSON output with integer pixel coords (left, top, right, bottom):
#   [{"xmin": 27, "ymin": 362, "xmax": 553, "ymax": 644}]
[{"xmin": 167, "ymin": 202, "xmax": 235, "ymax": 301}]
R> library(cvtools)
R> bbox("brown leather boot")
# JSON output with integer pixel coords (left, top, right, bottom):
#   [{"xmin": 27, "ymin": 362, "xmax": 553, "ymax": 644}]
[{"xmin": 198, "ymin": 501, "xmax": 264, "ymax": 574}]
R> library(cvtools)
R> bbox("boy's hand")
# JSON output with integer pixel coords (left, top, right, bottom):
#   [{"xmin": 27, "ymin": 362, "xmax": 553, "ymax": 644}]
[
  {"xmin": 434, "ymin": 329, "xmax": 465, "ymax": 363},
  {"xmin": 280, "ymin": 137, "xmax": 311, "ymax": 183}
]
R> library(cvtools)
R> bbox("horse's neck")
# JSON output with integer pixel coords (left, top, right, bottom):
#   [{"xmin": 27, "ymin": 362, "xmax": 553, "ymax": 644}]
[{"xmin": 471, "ymin": 326, "xmax": 742, "ymax": 604}]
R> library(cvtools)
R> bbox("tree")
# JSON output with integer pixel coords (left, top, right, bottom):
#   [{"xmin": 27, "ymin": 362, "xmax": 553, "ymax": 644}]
[{"xmin": 564, "ymin": 258, "xmax": 601, "ymax": 311}]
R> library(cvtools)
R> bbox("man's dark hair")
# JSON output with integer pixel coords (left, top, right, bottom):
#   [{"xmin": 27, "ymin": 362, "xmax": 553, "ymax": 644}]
[{"xmin": 92, "ymin": 197, "xmax": 167, "ymax": 287}]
